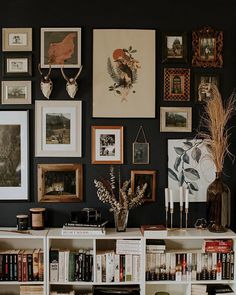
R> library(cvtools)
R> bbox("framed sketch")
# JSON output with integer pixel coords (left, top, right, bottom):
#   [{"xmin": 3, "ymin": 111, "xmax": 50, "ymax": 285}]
[
  {"xmin": 40, "ymin": 27, "xmax": 81, "ymax": 68},
  {"xmin": 91, "ymin": 126, "xmax": 123, "ymax": 164},
  {"xmin": 162, "ymin": 32, "xmax": 187, "ymax": 63},
  {"xmin": 131, "ymin": 170, "xmax": 156, "ymax": 202},
  {"xmin": 192, "ymin": 26, "xmax": 223, "ymax": 68},
  {"xmin": 3, "ymin": 53, "xmax": 32, "ymax": 77},
  {"xmin": 194, "ymin": 73, "xmax": 220, "ymax": 103},
  {"xmin": 35, "ymin": 100, "xmax": 82, "ymax": 157},
  {"xmin": 2, "ymin": 28, "xmax": 32, "ymax": 51},
  {"xmin": 0, "ymin": 111, "xmax": 28, "ymax": 200},
  {"xmin": 160, "ymin": 107, "xmax": 192, "ymax": 132},
  {"xmin": 164, "ymin": 68, "xmax": 190, "ymax": 101},
  {"xmin": 1, "ymin": 81, "xmax": 31, "ymax": 104},
  {"xmin": 168, "ymin": 139, "xmax": 215, "ymax": 202},
  {"xmin": 38, "ymin": 164, "xmax": 83, "ymax": 202},
  {"xmin": 133, "ymin": 143, "xmax": 149, "ymax": 164},
  {"xmin": 93, "ymin": 29, "xmax": 155, "ymax": 118}
]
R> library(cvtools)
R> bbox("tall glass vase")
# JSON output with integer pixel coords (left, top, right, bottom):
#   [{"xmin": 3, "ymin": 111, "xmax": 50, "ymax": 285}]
[
  {"xmin": 207, "ymin": 172, "xmax": 230, "ymax": 232},
  {"xmin": 114, "ymin": 209, "xmax": 129, "ymax": 232}
]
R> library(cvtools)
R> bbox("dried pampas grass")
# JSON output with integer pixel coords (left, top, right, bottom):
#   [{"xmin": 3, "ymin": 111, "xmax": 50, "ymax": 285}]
[{"xmin": 198, "ymin": 83, "xmax": 235, "ymax": 172}]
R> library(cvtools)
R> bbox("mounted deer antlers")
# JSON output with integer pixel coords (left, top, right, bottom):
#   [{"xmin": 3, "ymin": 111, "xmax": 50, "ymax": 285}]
[
  {"xmin": 38, "ymin": 63, "xmax": 53, "ymax": 99},
  {"xmin": 60, "ymin": 65, "xmax": 83, "ymax": 98}
]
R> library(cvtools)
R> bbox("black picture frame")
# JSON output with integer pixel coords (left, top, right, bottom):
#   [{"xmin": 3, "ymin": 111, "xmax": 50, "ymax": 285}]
[
  {"xmin": 162, "ymin": 32, "xmax": 188, "ymax": 63},
  {"xmin": 194, "ymin": 73, "xmax": 220, "ymax": 103},
  {"xmin": 3, "ymin": 53, "xmax": 32, "ymax": 77}
]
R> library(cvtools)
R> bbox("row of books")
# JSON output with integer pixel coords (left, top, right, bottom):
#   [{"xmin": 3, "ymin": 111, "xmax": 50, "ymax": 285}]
[
  {"xmin": 96, "ymin": 251, "xmax": 140, "ymax": 283},
  {"xmin": 191, "ymin": 284, "xmax": 235, "ymax": 295},
  {"xmin": 146, "ymin": 251, "xmax": 234, "ymax": 281},
  {"xmin": 203, "ymin": 240, "xmax": 233, "ymax": 253},
  {"xmin": 50, "ymin": 248, "xmax": 93, "ymax": 282},
  {"xmin": 20, "ymin": 285, "xmax": 44, "ymax": 295},
  {"xmin": 0, "ymin": 249, "xmax": 44, "ymax": 282}
]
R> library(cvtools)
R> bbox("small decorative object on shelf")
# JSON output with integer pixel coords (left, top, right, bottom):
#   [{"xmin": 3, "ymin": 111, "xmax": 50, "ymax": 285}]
[
  {"xmin": 198, "ymin": 83, "xmax": 236, "ymax": 232},
  {"xmin": 61, "ymin": 65, "xmax": 83, "ymax": 98},
  {"xmin": 29, "ymin": 207, "xmax": 46, "ymax": 230},
  {"xmin": 16, "ymin": 214, "xmax": 28, "ymax": 231},
  {"xmin": 94, "ymin": 165, "xmax": 147, "ymax": 232}
]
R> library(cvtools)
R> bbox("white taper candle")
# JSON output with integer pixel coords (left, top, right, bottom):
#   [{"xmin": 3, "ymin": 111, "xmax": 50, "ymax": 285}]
[
  {"xmin": 179, "ymin": 186, "xmax": 183, "ymax": 207},
  {"xmin": 165, "ymin": 188, "xmax": 169, "ymax": 208},
  {"xmin": 185, "ymin": 188, "xmax": 189, "ymax": 209},
  {"xmin": 169, "ymin": 189, "xmax": 173, "ymax": 209}
]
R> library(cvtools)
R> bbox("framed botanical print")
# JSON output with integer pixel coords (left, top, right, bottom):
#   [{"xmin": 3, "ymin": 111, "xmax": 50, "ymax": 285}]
[
  {"xmin": 164, "ymin": 68, "xmax": 190, "ymax": 101},
  {"xmin": 35, "ymin": 100, "xmax": 82, "ymax": 157},
  {"xmin": 0, "ymin": 111, "xmax": 28, "ymax": 200},
  {"xmin": 93, "ymin": 29, "xmax": 156, "ymax": 118},
  {"xmin": 131, "ymin": 170, "xmax": 156, "ymax": 202},
  {"xmin": 91, "ymin": 126, "xmax": 123, "ymax": 164},
  {"xmin": 1, "ymin": 81, "xmax": 31, "ymax": 104},
  {"xmin": 168, "ymin": 139, "xmax": 215, "ymax": 202},
  {"xmin": 162, "ymin": 32, "xmax": 187, "ymax": 63},
  {"xmin": 40, "ymin": 27, "xmax": 81, "ymax": 68},
  {"xmin": 160, "ymin": 107, "xmax": 192, "ymax": 132},
  {"xmin": 38, "ymin": 164, "xmax": 83, "ymax": 203},
  {"xmin": 2, "ymin": 28, "xmax": 32, "ymax": 51},
  {"xmin": 192, "ymin": 26, "xmax": 223, "ymax": 68},
  {"xmin": 194, "ymin": 73, "xmax": 220, "ymax": 103},
  {"xmin": 3, "ymin": 53, "xmax": 32, "ymax": 77}
]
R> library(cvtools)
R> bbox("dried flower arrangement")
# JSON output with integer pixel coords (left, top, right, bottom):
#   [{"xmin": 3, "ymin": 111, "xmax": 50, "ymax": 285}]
[
  {"xmin": 94, "ymin": 166, "xmax": 147, "ymax": 214},
  {"xmin": 198, "ymin": 83, "xmax": 235, "ymax": 172}
]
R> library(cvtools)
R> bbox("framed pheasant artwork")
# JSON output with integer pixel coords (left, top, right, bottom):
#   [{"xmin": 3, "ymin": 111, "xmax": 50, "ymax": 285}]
[{"xmin": 93, "ymin": 29, "xmax": 156, "ymax": 118}]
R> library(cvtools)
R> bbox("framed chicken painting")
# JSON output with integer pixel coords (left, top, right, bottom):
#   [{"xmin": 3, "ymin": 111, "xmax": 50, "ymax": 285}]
[
  {"xmin": 93, "ymin": 29, "xmax": 156, "ymax": 118},
  {"xmin": 40, "ymin": 28, "xmax": 81, "ymax": 68}
]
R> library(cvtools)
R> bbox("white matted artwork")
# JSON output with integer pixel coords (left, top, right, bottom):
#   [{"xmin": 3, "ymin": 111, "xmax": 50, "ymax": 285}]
[
  {"xmin": 168, "ymin": 139, "xmax": 215, "ymax": 202},
  {"xmin": 93, "ymin": 29, "xmax": 156, "ymax": 118}
]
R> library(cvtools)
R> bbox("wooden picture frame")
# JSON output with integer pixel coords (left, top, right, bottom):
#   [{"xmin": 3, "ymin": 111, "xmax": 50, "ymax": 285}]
[
  {"xmin": 131, "ymin": 170, "xmax": 156, "ymax": 202},
  {"xmin": 160, "ymin": 107, "xmax": 192, "ymax": 132},
  {"xmin": 1, "ymin": 81, "xmax": 31, "ymax": 105},
  {"xmin": 192, "ymin": 25, "xmax": 223, "ymax": 68},
  {"xmin": 164, "ymin": 68, "xmax": 190, "ymax": 101},
  {"xmin": 91, "ymin": 126, "xmax": 124, "ymax": 164},
  {"xmin": 162, "ymin": 32, "xmax": 187, "ymax": 63},
  {"xmin": 3, "ymin": 53, "xmax": 32, "ymax": 77},
  {"xmin": 0, "ymin": 111, "xmax": 29, "ymax": 200},
  {"xmin": 132, "ymin": 142, "xmax": 149, "ymax": 164},
  {"xmin": 35, "ymin": 100, "xmax": 82, "ymax": 157},
  {"xmin": 2, "ymin": 28, "xmax": 32, "ymax": 51},
  {"xmin": 40, "ymin": 27, "xmax": 81, "ymax": 68},
  {"xmin": 194, "ymin": 73, "xmax": 220, "ymax": 103},
  {"xmin": 37, "ymin": 164, "xmax": 83, "ymax": 203}
]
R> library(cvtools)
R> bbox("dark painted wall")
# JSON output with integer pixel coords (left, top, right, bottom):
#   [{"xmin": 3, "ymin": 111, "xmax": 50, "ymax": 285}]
[{"xmin": 0, "ymin": 0, "xmax": 236, "ymax": 230}]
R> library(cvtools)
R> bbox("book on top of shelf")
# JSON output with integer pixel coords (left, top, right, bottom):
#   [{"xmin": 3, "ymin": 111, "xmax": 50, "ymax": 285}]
[
  {"xmin": 140, "ymin": 225, "xmax": 167, "ymax": 237},
  {"xmin": 64, "ymin": 220, "xmax": 108, "ymax": 228},
  {"xmin": 61, "ymin": 227, "xmax": 106, "ymax": 236},
  {"xmin": 207, "ymin": 284, "xmax": 235, "ymax": 295}
]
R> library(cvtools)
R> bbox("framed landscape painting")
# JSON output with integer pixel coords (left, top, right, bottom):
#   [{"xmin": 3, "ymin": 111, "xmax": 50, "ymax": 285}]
[
  {"xmin": 1, "ymin": 81, "xmax": 31, "ymax": 104},
  {"xmin": 40, "ymin": 27, "xmax": 81, "ymax": 68},
  {"xmin": 0, "ymin": 111, "xmax": 28, "ymax": 200},
  {"xmin": 168, "ymin": 139, "xmax": 215, "ymax": 202},
  {"xmin": 93, "ymin": 29, "xmax": 155, "ymax": 118},
  {"xmin": 35, "ymin": 100, "xmax": 82, "ymax": 157},
  {"xmin": 162, "ymin": 32, "xmax": 187, "ymax": 63},
  {"xmin": 160, "ymin": 107, "xmax": 192, "ymax": 132}
]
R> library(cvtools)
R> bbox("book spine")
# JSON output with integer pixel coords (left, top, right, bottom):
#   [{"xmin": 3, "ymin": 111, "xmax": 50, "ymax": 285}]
[
  {"xmin": 114, "ymin": 254, "xmax": 120, "ymax": 282},
  {"xmin": 68, "ymin": 252, "xmax": 75, "ymax": 282},
  {"xmin": 230, "ymin": 251, "xmax": 234, "ymax": 280},
  {"xmin": 9, "ymin": 253, "xmax": 13, "ymax": 281},
  {"xmin": 196, "ymin": 253, "xmax": 202, "ymax": 280},
  {"xmin": 27, "ymin": 253, "xmax": 33, "ymax": 281},
  {"xmin": 216, "ymin": 252, "xmax": 222, "ymax": 280},
  {"xmin": 221, "ymin": 253, "xmax": 227, "ymax": 280},
  {"xmin": 226, "ymin": 252, "xmax": 231, "ymax": 279},
  {"xmin": 22, "ymin": 252, "xmax": 28, "ymax": 282},
  {"xmin": 33, "ymin": 250, "xmax": 39, "ymax": 281},
  {"xmin": 13, "ymin": 254, "xmax": 18, "ymax": 281},
  {"xmin": 132, "ymin": 255, "xmax": 140, "ymax": 282},
  {"xmin": 64, "ymin": 251, "xmax": 70, "ymax": 282},
  {"xmin": 96, "ymin": 254, "xmax": 102, "ymax": 283},
  {"xmin": 89, "ymin": 251, "xmax": 93, "ymax": 282},
  {"xmin": 170, "ymin": 253, "xmax": 176, "ymax": 281},
  {"xmin": 81, "ymin": 251, "xmax": 86, "ymax": 281},
  {"xmin": 119, "ymin": 254, "xmax": 125, "ymax": 282},
  {"xmin": 101, "ymin": 254, "xmax": 106, "ymax": 282},
  {"xmin": 17, "ymin": 252, "xmax": 22, "ymax": 282},
  {"xmin": 38, "ymin": 250, "xmax": 44, "ymax": 281},
  {"xmin": 125, "ymin": 254, "xmax": 132, "ymax": 282},
  {"xmin": 211, "ymin": 252, "xmax": 217, "ymax": 280},
  {"xmin": 50, "ymin": 262, "xmax": 59, "ymax": 282},
  {"xmin": 105, "ymin": 252, "xmax": 114, "ymax": 283},
  {"xmin": 58, "ymin": 251, "xmax": 65, "ymax": 282},
  {"xmin": 0, "ymin": 254, "xmax": 3, "ymax": 281},
  {"xmin": 85, "ymin": 251, "xmax": 90, "ymax": 281}
]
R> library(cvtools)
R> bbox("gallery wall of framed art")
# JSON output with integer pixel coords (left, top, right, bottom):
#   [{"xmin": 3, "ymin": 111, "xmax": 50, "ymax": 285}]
[{"xmin": 0, "ymin": 0, "xmax": 235, "ymax": 231}]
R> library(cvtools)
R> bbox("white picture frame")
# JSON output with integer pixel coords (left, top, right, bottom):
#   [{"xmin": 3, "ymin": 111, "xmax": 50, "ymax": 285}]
[
  {"xmin": 35, "ymin": 100, "xmax": 82, "ymax": 157},
  {"xmin": 1, "ymin": 81, "xmax": 31, "ymax": 105},
  {"xmin": 2, "ymin": 28, "xmax": 32, "ymax": 51}
]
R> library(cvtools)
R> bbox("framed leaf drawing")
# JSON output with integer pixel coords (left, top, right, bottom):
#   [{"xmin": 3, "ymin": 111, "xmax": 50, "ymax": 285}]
[
  {"xmin": 168, "ymin": 139, "xmax": 215, "ymax": 202},
  {"xmin": 93, "ymin": 29, "xmax": 156, "ymax": 118}
]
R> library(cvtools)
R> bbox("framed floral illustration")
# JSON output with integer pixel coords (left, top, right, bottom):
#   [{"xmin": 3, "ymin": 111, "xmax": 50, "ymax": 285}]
[
  {"xmin": 38, "ymin": 164, "xmax": 83, "ymax": 203},
  {"xmin": 93, "ymin": 29, "xmax": 156, "ymax": 118},
  {"xmin": 1, "ymin": 81, "xmax": 31, "ymax": 104},
  {"xmin": 160, "ymin": 107, "xmax": 192, "ymax": 132},
  {"xmin": 192, "ymin": 26, "xmax": 223, "ymax": 68},
  {"xmin": 0, "ymin": 111, "xmax": 28, "ymax": 200},
  {"xmin": 91, "ymin": 126, "xmax": 123, "ymax": 164},
  {"xmin": 40, "ymin": 27, "xmax": 81, "ymax": 68},
  {"xmin": 194, "ymin": 73, "xmax": 220, "ymax": 103},
  {"xmin": 35, "ymin": 100, "xmax": 82, "ymax": 157},
  {"xmin": 131, "ymin": 170, "xmax": 156, "ymax": 202},
  {"xmin": 168, "ymin": 139, "xmax": 215, "ymax": 202},
  {"xmin": 2, "ymin": 28, "xmax": 32, "ymax": 51},
  {"xmin": 162, "ymin": 32, "xmax": 187, "ymax": 63},
  {"xmin": 164, "ymin": 68, "xmax": 190, "ymax": 101}
]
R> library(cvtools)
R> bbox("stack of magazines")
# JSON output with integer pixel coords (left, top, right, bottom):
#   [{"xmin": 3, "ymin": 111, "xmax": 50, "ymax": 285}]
[{"xmin": 61, "ymin": 220, "xmax": 108, "ymax": 236}]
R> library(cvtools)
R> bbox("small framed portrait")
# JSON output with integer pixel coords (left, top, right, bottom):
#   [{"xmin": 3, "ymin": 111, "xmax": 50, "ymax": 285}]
[
  {"xmin": 160, "ymin": 107, "xmax": 192, "ymax": 132},
  {"xmin": 35, "ymin": 100, "xmax": 82, "ymax": 157},
  {"xmin": 132, "ymin": 143, "xmax": 149, "ymax": 164},
  {"xmin": 164, "ymin": 68, "xmax": 190, "ymax": 101},
  {"xmin": 3, "ymin": 53, "xmax": 32, "ymax": 77},
  {"xmin": 131, "ymin": 170, "xmax": 156, "ymax": 202},
  {"xmin": 192, "ymin": 26, "xmax": 223, "ymax": 68},
  {"xmin": 1, "ymin": 81, "xmax": 31, "ymax": 104},
  {"xmin": 37, "ymin": 164, "xmax": 83, "ymax": 203},
  {"xmin": 2, "ymin": 28, "xmax": 32, "ymax": 51},
  {"xmin": 91, "ymin": 126, "xmax": 123, "ymax": 164},
  {"xmin": 194, "ymin": 73, "xmax": 220, "ymax": 103},
  {"xmin": 40, "ymin": 27, "xmax": 81, "ymax": 68},
  {"xmin": 162, "ymin": 32, "xmax": 187, "ymax": 63}
]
